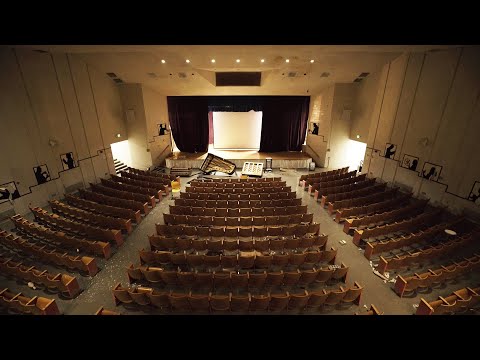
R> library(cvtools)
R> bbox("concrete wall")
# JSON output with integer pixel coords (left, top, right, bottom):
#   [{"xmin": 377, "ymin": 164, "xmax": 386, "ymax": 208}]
[
  {"xmin": 357, "ymin": 47, "xmax": 480, "ymax": 214},
  {"xmin": 142, "ymin": 86, "xmax": 172, "ymax": 166},
  {"xmin": 0, "ymin": 47, "xmax": 125, "ymax": 217},
  {"xmin": 305, "ymin": 83, "xmax": 358, "ymax": 169}
]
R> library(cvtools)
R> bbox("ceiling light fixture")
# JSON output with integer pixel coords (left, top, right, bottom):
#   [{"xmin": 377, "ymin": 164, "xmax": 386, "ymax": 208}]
[
  {"xmin": 260, "ymin": 59, "xmax": 265, "ymax": 63},
  {"xmin": 356, "ymin": 135, "xmax": 360, "ymax": 139},
  {"xmin": 116, "ymin": 133, "xmax": 121, "ymax": 138},
  {"xmin": 285, "ymin": 59, "xmax": 290, "ymax": 63},
  {"xmin": 211, "ymin": 59, "xmax": 216, "ymax": 63},
  {"xmin": 310, "ymin": 59, "xmax": 314, "ymax": 63},
  {"xmin": 161, "ymin": 59, "xmax": 166, "ymax": 64},
  {"xmin": 236, "ymin": 59, "xmax": 240, "ymax": 63},
  {"xmin": 186, "ymin": 59, "xmax": 190, "ymax": 63}
]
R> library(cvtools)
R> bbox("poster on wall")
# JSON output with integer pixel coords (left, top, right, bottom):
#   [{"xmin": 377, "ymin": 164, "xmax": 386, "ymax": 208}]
[
  {"xmin": 400, "ymin": 154, "xmax": 419, "ymax": 171},
  {"xmin": 60, "ymin": 152, "xmax": 77, "ymax": 170},
  {"xmin": 309, "ymin": 122, "xmax": 319, "ymax": 135},
  {"xmin": 158, "ymin": 123, "xmax": 169, "ymax": 136},
  {"xmin": 383, "ymin": 143, "xmax": 397, "ymax": 159},
  {"xmin": 33, "ymin": 164, "xmax": 51, "ymax": 185},
  {"xmin": 468, "ymin": 181, "xmax": 480, "ymax": 205},
  {"xmin": 420, "ymin": 162, "xmax": 442, "ymax": 182},
  {"xmin": 0, "ymin": 181, "xmax": 20, "ymax": 204}
]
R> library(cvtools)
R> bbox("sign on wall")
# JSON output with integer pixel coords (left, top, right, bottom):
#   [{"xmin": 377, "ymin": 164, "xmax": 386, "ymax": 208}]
[
  {"xmin": 468, "ymin": 181, "xmax": 480, "ymax": 205},
  {"xmin": 383, "ymin": 143, "xmax": 397, "ymax": 159},
  {"xmin": 309, "ymin": 122, "xmax": 320, "ymax": 135},
  {"xmin": 158, "ymin": 123, "xmax": 169, "ymax": 136},
  {"xmin": 33, "ymin": 164, "xmax": 51, "ymax": 185},
  {"xmin": 60, "ymin": 152, "xmax": 77, "ymax": 170},
  {"xmin": 0, "ymin": 181, "xmax": 20, "ymax": 204},
  {"xmin": 401, "ymin": 154, "xmax": 419, "ymax": 171},
  {"xmin": 420, "ymin": 162, "xmax": 442, "ymax": 182}
]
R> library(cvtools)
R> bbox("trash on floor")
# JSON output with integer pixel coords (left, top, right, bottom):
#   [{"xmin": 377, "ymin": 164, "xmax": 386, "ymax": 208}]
[{"xmin": 373, "ymin": 269, "xmax": 388, "ymax": 281}]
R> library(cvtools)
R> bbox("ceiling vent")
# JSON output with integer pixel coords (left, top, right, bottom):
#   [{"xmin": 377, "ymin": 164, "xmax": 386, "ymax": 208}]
[
  {"xmin": 107, "ymin": 72, "xmax": 117, "ymax": 78},
  {"xmin": 216, "ymin": 72, "xmax": 261, "ymax": 86},
  {"xmin": 320, "ymin": 72, "xmax": 330, "ymax": 78},
  {"xmin": 178, "ymin": 72, "xmax": 187, "ymax": 79},
  {"xmin": 113, "ymin": 78, "xmax": 124, "ymax": 84},
  {"xmin": 359, "ymin": 72, "xmax": 370, "ymax": 77}
]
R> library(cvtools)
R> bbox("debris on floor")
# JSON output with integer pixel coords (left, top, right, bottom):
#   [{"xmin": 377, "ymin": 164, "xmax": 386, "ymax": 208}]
[
  {"xmin": 373, "ymin": 269, "xmax": 388, "ymax": 281},
  {"xmin": 339, "ymin": 240, "xmax": 347, "ymax": 245},
  {"xmin": 27, "ymin": 282, "xmax": 36, "ymax": 290},
  {"xmin": 413, "ymin": 304, "xmax": 419, "ymax": 308}
]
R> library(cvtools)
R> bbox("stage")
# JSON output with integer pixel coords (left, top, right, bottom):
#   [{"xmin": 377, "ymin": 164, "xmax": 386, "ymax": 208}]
[{"xmin": 166, "ymin": 148, "xmax": 312, "ymax": 169}]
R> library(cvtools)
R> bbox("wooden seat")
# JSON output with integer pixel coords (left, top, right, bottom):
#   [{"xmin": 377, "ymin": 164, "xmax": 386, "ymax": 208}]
[
  {"xmin": 213, "ymin": 271, "xmax": 231, "ymax": 290},
  {"xmin": 340, "ymin": 282, "xmax": 363, "ymax": 305},
  {"xmin": 189, "ymin": 293, "xmax": 211, "ymax": 312},
  {"xmin": 248, "ymin": 271, "xmax": 267, "ymax": 290},
  {"xmin": 250, "ymin": 294, "xmax": 270, "ymax": 312},
  {"xmin": 231, "ymin": 293, "xmax": 250, "ymax": 312},
  {"xmin": 269, "ymin": 292, "xmax": 290, "ymax": 312},
  {"xmin": 169, "ymin": 292, "xmax": 191, "ymax": 312},
  {"xmin": 288, "ymin": 290, "xmax": 309, "ymax": 311},
  {"xmin": 210, "ymin": 293, "xmax": 231, "ymax": 312}
]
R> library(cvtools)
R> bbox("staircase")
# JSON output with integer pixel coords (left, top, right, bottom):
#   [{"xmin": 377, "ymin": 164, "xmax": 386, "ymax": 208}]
[{"xmin": 114, "ymin": 159, "xmax": 128, "ymax": 175}]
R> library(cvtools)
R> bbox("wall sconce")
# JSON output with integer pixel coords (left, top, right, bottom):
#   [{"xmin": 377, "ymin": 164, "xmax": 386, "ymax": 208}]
[{"xmin": 116, "ymin": 133, "xmax": 121, "ymax": 138}]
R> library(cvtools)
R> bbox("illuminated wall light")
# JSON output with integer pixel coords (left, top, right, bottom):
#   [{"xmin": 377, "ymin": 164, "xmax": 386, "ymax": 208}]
[
  {"xmin": 161, "ymin": 59, "xmax": 166, "ymax": 64},
  {"xmin": 285, "ymin": 59, "xmax": 290, "ymax": 63},
  {"xmin": 185, "ymin": 59, "xmax": 190, "ymax": 63},
  {"xmin": 236, "ymin": 59, "xmax": 240, "ymax": 63},
  {"xmin": 260, "ymin": 59, "xmax": 265, "ymax": 63},
  {"xmin": 211, "ymin": 59, "xmax": 216, "ymax": 63},
  {"xmin": 356, "ymin": 134, "xmax": 360, "ymax": 139},
  {"xmin": 116, "ymin": 133, "xmax": 121, "ymax": 138},
  {"xmin": 310, "ymin": 59, "xmax": 315, "ymax": 63}
]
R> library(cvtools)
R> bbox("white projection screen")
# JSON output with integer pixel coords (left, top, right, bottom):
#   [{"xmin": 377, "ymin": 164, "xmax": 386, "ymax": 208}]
[{"xmin": 213, "ymin": 111, "xmax": 263, "ymax": 149}]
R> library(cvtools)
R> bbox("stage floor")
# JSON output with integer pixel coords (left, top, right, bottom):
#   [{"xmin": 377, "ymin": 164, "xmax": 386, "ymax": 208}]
[{"xmin": 166, "ymin": 148, "xmax": 312, "ymax": 169}]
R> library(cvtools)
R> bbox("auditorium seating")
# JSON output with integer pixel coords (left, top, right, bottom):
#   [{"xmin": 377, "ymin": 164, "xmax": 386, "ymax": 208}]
[
  {"xmin": 112, "ymin": 281, "xmax": 363, "ymax": 312},
  {"xmin": 0, "ymin": 230, "xmax": 98, "ymax": 276},
  {"xmin": 0, "ymin": 252, "xmax": 81, "ymax": 298},
  {"xmin": 0, "ymin": 287, "xmax": 60, "ymax": 315},
  {"xmin": 355, "ymin": 304, "xmax": 383, "ymax": 315},
  {"xmin": 416, "ymin": 285, "xmax": 480, "ymax": 315}
]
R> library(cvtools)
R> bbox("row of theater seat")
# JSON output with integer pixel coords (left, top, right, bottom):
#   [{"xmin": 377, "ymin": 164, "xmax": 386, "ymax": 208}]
[
  {"xmin": 112, "ymin": 281, "xmax": 363, "ymax": 312},
  {"xmin": 112, "ymin": 173, "xmax": 169, "ymax": 194},
  {"xmin": 12, "ymin": 214, "xmax": 111, "ymax": 260},
  {"xmin": 155, "ymin": 223, "xmax": 320, "ymax": 238},
  {"xmin": 377, "ymin": 228, "xmax": 479, "ymax": 274},
  {"xmin": 50, "ymin": 199, "xmax": 132, "ymax": 235},
  {"xmin": 185, "ymin": 186, "xmax": 292, "ymax": 194},
  {"xmin": 148, "ymin": 233, "xmax": 328, "ymax": 251},
  {"xmin": 163, "ymin": 213, "xmax": 314, "ymax": 227},
  {"xmin": 308, "ymin": 172, "xmax": 364, "ymax": 192},
  {"xmin": 335, "ymin": 193, "xmax": 412, "ymax": 223},
  {"xmin": 316, "ymin": 178, "xmax": 379, "ymax": 201},
  {"xmin": 127, "ymin": 264, "xmax": 349, "ymax": 288},
  {"xmin": 138, "ymin": 247, "xmax": 338, "ymax": 269},
  {"xmin": 189, "ymin": 180, "xmax": 286, "ymax": 188},
  {"xmin": 169, "ymin": 204, "xmax": 308, "ymax": 216},
  {"xmin": 416, "ymin": 285, "xmax": 480, "ymax": 315},
  {"xmin": 299, "ymin": 166, "xmax": 349, "ymax": 181},
  {"xmin": 0, "ymin": 230, "xmax": 98, "ymax": 276},
  {"xmin": 180, "ymin": 191, "xmax": 297, "ymax": 200},
  {"xmin": 352, "ymin": 209, "xmax": 443, "ymax": 245},
  {"xmin": 0, "ymin": 287, "xmax": 60, "ymax": 315},
  {"xmin": 30, "ymin": 206, "xmax": 122, "ymax": 246},
  {"xmin": 175, "ymin": 198, "xmax": 302, "ymax": 207},
  {"xmin": 0, "ymin": 252, "xmax": 80, "ymax": 298},
  {"xmin": 395, "ymin": 253, "xmax": 480, "ymax": 297},
  {"xmin": 326, "ymin": 186, "xmax": 398, "ymax": 213}
]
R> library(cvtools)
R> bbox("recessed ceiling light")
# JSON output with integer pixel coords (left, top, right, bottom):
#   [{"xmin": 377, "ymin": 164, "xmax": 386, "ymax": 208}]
[
  {"xmin": 236, "ymin": 59, "xmax": 240, "ymax": 63},
  {"xmin": 116, "ymin": 133, "xmax": 121, "ymax": 138},
  {"xmin": 356, "ymin": 135, "xmax": 360, "ymax": 139},
  {"xmin": 186, "ymin": 59, "xmax": 190, "ymax": 63},
  {"xmin": 285, "ymin": 59, "xmax": 290, "ymax": 63},
  {"xmin": 260, "ymin": 59, "xmax": 265, "ymax": 63},
  {"xmin": 211, "ymin": 59, "xmax": 216, "ymax": 63},
  {"xmin": 310, "ymin": 59, "xmax": 314, "ymax": 63},
  {"xmin": 161, "ymin": 59, "xmax": 166, "ymax": 64}
]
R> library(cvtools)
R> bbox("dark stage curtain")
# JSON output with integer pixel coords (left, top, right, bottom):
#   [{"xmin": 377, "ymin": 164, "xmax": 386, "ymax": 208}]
[
  {"xmin": 167, "ymin": 96, "xmax": 209, "ymax": 152},
  {"xmin": 207, "ymin": 96, "xmax": 263, "ymax": 112},
  {"xmin": 259, "ymin": 96, "xmax": 310, "ymax": 152}
]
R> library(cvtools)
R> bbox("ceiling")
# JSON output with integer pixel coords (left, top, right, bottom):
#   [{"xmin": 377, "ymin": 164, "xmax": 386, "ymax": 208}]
[{"xmin": 17, "ymin": 45, "xmax": 456, "ymax": 95}]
